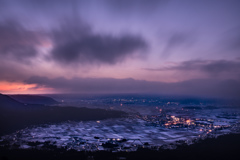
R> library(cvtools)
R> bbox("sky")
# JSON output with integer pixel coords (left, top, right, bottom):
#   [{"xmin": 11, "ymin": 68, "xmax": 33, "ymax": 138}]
[{"xmin": 0, "ymin": 0, "xmax": 240, "ymax": 98}]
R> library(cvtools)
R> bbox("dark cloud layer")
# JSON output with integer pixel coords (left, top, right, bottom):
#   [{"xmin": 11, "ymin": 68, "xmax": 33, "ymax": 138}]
[
  {"xmin": 0, "ymin": 17, "xmax": 148, "ymax": 66},
  {"xmin": 0, "ymin": 20, "xmax": 40, "ymax": 62},
  {"xmin": 144, "ymin": 59, "xmax": 240, "ymax": 77},
  {"xmin": 50, "ymin": 19, "xmax": 148, "ymax": 65},
  {"xmin": 25, "ymin": 76, "xmax": 240, "ymax": 99}
]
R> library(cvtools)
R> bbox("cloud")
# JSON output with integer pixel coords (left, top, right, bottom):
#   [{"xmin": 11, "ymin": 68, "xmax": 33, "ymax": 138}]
[
  {"xmin": 0, "ymin": 20, "xmax": 40, "ymax": 63},
  {"xmin": 0, "ymin": 63, "xmax": 27, "ymax": 81},
  {"xmin": 25, "ymin": 76, "xmax": 151, "ymax": 93},
  {"xmin": 161, "ymin": 32, "xmax": 195, "ymax": 57},
  {"xmin": 104, "ymin": 0, "xmax": 167, "ymax": 13},
  {"xmin": 200, "ymin": 60, "xmax": 240, "ymax": 74},
  {"xmin": 25, "ymin": 76, "xmax": 240, "ymax": 99},
  {"xmin": 223, "ymin": 26, "xmax": 240, "ymax": 52},
  {"xmin": 0, "ymin": 17, "xmax": 147, "ymax": 66},
  {"xmin": 49, "ymin": 19, "xmax": 148, "ymax": 65},
  {"xmin": 144, "ymin": 59, "xmax": 240, "ymax": 78}
]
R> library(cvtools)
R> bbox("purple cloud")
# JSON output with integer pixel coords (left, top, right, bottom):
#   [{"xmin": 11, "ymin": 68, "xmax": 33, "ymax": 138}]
[
  {"xmin": 0, "ymin": 20, "xmax": 40, "ymax": 63},
  {"xmin": 49, "ymin": 19, "xmax": 148, "ymax": 65}
]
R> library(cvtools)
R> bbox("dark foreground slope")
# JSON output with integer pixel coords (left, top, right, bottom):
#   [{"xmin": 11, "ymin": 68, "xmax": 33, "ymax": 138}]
[
  {"xmin": 9, "ymin": 95, "xmax": 58, "ymax": 105},
  {"xmin": 0, "ymin": 94, "xmax": 126, "ymax": 136},
  {"xmin": 0, "ymin": 133, "xmax": 239, "ymax": 160}
]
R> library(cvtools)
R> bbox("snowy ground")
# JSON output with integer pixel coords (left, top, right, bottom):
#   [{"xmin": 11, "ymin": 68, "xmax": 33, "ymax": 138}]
[{"xmin": 1, "ymin": 103, "xmax": 240, "ymax": 152}]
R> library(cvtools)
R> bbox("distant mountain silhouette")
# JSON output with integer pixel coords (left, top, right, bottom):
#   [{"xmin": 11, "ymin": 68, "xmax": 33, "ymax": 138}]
[
  {"xmin": 0, "ymin": 94, "xmax": 26, "ymax": 110},
  {"xmin": 10, "ymin": 95, "xmax": 58, "ymax": 105}
]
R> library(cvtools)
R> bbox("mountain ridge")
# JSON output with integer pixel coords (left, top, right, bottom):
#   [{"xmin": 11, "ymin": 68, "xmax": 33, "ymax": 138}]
[{"xmin": 9, "ymin": 94, "xmax": 58, "ymax": 105}]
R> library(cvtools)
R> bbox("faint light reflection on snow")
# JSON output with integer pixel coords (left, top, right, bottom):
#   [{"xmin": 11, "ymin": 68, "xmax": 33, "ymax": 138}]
[{"xmin": 1, "ymin": 105, "xmax": 240, "ymax": 151}]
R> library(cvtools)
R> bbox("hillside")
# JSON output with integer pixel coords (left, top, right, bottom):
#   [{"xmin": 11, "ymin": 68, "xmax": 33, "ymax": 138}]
[
  {"xmin": 0, "ymin": 94, "xmax": 26, "ymax": 110},
  {"xmin": 10, "ymin": 95, "xmax": 58, "ymax": 105},
  {"xmin": 0, "ymin": 94, "xmax": 126, "ymax": 136}
]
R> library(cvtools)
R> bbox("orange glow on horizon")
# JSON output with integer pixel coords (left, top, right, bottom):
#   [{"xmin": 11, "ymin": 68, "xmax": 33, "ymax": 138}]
[{"xmin": 0, "ymin": 81, "xmax": 54, "ymax": 94}]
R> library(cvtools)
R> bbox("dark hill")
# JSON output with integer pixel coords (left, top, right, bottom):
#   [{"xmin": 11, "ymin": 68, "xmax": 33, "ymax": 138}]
[
  {"xmin": 0, "ymin": 94, "xmax": 126, "ymax": 136},
  {"xmin": 10, "ymin": 95, "xmax": 58, "ymax": 105},
  {"xmin": 0, "ymin": 94, "xmax": 26, "ymax": 110}
]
